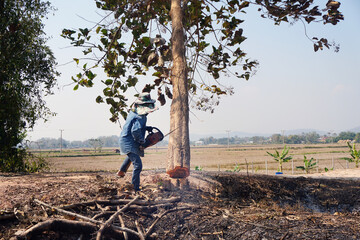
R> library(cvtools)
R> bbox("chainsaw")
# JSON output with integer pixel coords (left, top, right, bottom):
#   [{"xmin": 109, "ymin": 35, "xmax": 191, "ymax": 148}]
[{"xmin": 143, "ymin": 127, "xmax": 164, "ymax": 148}]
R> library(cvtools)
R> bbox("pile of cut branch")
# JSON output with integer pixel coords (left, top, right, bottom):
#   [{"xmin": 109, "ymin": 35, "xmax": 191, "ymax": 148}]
[{"xmin": 15, "ymin": 193, "xmax": 191, "ymax": 240}]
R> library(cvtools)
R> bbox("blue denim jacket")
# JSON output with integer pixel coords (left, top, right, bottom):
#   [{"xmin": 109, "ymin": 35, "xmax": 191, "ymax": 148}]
[{"xmin": 119, "ymin": 111, "xmax": 147, "ymax": 157}]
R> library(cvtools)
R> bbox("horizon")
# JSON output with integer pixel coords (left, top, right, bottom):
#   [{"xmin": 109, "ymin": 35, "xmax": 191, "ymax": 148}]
[{"xmin": 28, "ymin": 127, "xmax": 360, "ymax": 143}]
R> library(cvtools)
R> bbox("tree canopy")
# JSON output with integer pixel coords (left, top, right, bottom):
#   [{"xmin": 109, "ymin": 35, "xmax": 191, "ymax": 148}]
[
  {"xmin": 62, "ymin": 0, "xmax": 343, "ymax": 177},
  {"xmin": 0, "ymin": 0, "xmax": 58, "ymax": 172},
  {"xmin": 62, "ymin": 0, "xmax": 343, "ymax": 121}
]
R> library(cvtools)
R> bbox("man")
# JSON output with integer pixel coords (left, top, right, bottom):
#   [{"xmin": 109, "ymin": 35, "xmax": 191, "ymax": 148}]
[{"xmin": 117, "ymin": 93, "xmax": 157, "ymax": 192}]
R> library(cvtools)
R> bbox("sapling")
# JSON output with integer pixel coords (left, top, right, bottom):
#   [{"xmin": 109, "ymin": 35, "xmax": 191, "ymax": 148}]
[
  {"xmin": 233, "ymin": 163, "xmax": 241, "ymax": 172},
  {"xmin": 342, "ymin": 142, "xmax": 360, "ymax": 168},
  {"xmin": 195, "ymin": 166, "xmax": 203, "ymax": 171},
  {"xmin": 296, "ymin": 155, "xmax": 317, "ymax": 174},
  {"xmin": 266, "ymin": 145, "xmax": 292, "ymax": 173}
]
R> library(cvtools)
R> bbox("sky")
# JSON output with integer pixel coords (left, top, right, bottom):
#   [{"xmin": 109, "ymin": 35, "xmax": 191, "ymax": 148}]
[{"xmin": 27, "ymin": 0, "xmax": 360, "ymax": 142}]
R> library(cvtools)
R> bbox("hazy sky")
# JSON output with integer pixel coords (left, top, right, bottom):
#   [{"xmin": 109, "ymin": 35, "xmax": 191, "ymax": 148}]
[{"xmin": 27, "ymin": 0, "xmax": 360, "ymax": 141}]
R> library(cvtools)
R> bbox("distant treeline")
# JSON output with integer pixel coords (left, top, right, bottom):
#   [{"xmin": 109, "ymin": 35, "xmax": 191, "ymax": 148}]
[
  {"xmin": 197, "ymin": 131, "xmax": 360, "ymax": 145},
  {"xmin": 28, "ymin": 135, "xmax": 168, "ymax": 150},
  {"xmin": 29, "ymin": 131, "xmax": 360, "ymax": 149}
]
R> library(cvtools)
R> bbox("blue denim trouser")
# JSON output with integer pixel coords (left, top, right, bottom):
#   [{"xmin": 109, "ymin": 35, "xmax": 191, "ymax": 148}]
[{"xmin": 120, "ymin": 152, "xmax": 142, "ymax": 191}]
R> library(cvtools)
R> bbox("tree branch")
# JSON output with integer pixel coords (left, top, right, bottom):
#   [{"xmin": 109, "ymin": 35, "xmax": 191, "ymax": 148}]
[
  {"xmin": 34, "ymin": 199, "xmax": 141, "ymax": 237},
  {"xmin": 96, "ymin": 196, "xmax": 140, "ymax": 240}
]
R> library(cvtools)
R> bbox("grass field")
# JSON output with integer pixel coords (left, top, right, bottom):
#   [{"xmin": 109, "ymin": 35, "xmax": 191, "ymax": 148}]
[{"xmin": 33, "ymin": 143, "xmax": 358, "ymax": 175}]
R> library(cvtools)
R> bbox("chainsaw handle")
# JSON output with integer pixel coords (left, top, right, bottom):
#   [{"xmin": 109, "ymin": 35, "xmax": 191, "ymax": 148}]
[{"xmin": 147, "ymin": 126, "xmax": 162, "ymax": 135}]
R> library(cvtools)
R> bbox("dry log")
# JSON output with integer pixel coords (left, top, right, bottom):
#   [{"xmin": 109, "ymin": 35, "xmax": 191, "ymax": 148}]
[
  {"xmin": 0, "ymin": 211, "xmax": 15, "ymax": 221},
  {"xmin": 34, "ymin": 199, "xmax": 141, "ymax": 237},
  {"xmin": 15, "ymin": 219, "xmax": 127, "ymax": 240},
  {"xmin": 16, "ymin": 219, "xmax": 98, "ymax": 240},
  {"xmin": 96, "ymin": 196, "xmax": 139, "ymax": 240}
]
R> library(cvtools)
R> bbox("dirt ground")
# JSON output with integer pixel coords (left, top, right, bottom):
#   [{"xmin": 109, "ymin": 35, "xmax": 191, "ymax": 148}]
[
  {"xmin": 45, "ymin": 144, "xmax": 356, "ymax": 175},
  {"xmin": 1, "ymin": 169, "xmax": 360, "ymax": 239}
]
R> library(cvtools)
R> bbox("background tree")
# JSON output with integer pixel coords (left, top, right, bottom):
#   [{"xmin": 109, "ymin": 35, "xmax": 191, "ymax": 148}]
[
  {"xmin": 250, "ymin": 136, "xmax": 266, "ymax": 144},
  {"xmin": 88, "ymin": 139, "xmax": 103, "ymax": 153},
  {"xmin": 62, "ymin": 0, "xmax": 343, "ymax": 177},
  {"xmin": 287, "ymin": 135, "xmax": 303, "ymax": 144},
  {"xmin": 0, "ymin": 0, "xmax": 59, "ymax": 172},
  {"xmin": 334, "ymin": 131, "xmax": 356, "ymax": 143},
  {"xmin": 355, "ymin": 133, "xmax": 360, "ymax": 143},
  {"xmin": 304, "ymin": 132, "xmax": 320, "ymax": 144},
  {"xmin": 270, "ymin": 134, "xmax": 282, "ymax": 144}
]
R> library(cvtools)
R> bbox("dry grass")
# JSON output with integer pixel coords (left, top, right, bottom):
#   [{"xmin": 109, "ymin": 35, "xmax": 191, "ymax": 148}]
[{"xmin": 38, "ymin": 143, "xmax": 359, "ymax": 175}]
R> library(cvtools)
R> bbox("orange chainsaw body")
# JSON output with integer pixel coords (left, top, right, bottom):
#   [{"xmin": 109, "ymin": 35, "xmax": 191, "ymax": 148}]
[{"xmin": 143, "ymin": 127, "xmax": 164, "ymax": 148}]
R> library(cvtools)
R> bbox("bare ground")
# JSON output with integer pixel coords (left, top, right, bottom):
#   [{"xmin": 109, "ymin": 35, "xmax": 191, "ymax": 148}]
[{"xmin": 1, "ymin": 169, "xmax": 360, "ymax": 239}]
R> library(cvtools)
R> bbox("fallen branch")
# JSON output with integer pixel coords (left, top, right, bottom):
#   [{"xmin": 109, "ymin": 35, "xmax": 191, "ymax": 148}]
[
  {"xmin": 34, "ymin": 199, "xmax": 140, "ymax": 237},
  {"xmin": 96, "ymin": 196, "xmax": 139, "ymax": 240},
  {"xmin": 200, "ymin": 231, "xmax": 223, "ymax": 235},
  {"xmin": 144, "ymin": 207, "xmax": 191, "ymax": 239},
  {"xmin": 280, "ymin": 231, "xmax": 291, "ymax": 240},
  {"xmin": 118, "ymin": 208, "xmax": 128, "ymax": 240},
  {"xmin": 135, "ymin": 220, "xmax": 145, "ymax": 240},
  {"xmin": 16, "ymin": 219, "xmax": 98, "ymax": 240},
  {"xmin": 92, "ymin": 203, "xmax": 175, "ymax": 219},
  {"xmin": 0, "ymin": 211, "xmax": 15, "ymax": 221},
  {"xmin": 60, "ymin": 196, "xmax": 181, "ymax": 209}
]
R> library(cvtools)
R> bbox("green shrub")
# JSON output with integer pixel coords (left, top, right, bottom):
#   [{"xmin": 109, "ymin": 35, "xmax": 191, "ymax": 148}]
[
  {"xmin": 296, "ymin": 155, "xmax": 317, "ymax": 174},
  {"xmin": 0, "ymin": 148, "xmax": 49, "ymax": 173}
]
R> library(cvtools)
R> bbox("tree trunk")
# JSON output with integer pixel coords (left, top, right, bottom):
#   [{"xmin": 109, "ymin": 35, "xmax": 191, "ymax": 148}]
[{"xmin": 167, "ymin": 0, "xmax": 190, "ymax": 178}]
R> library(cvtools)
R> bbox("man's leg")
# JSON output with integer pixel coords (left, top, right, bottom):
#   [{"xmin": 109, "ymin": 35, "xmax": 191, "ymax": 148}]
[
  {"xmin": 128, "ymin": 152, "xmax": 142, "ymax": 191},
  {"xmin": 117, "ymin": 155, "xmax": 131, "ymax": 177}
]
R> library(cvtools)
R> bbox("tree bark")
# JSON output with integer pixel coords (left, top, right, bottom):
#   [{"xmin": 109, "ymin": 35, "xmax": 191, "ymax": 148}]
[{"xmin": 167, "ymin": 0, "xmax": 191, "ymax": 178}]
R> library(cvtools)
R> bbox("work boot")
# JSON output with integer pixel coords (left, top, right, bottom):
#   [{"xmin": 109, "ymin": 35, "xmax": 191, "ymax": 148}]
[{"xmin": 117, "ymin": 170, "xmax": 125, "ymax": 178}]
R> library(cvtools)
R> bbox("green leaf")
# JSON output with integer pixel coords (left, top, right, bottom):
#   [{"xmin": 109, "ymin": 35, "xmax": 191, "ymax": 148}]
[
  {"xmin": 79, "ymin": 28, "xmax": 90, "ymax": 37},
  {"xmin": 96, "ymin": 96, "xmax": 104, "ymax": 103},
  {"xmin": 96, "ymin": 26, "xmax": 101, "ymax": 34},
  {"xmin": 85, "ymin": 70, "xmax": 96, "ymax": 80},
  {"xmin": 106, "ymin": 98, "xmax": 115, "ymax": 105},
  {"xmin": 101, "ymin": 29, "xmax": 108, "ymax": 35},
  {"xmin": 152, "ymin": 72, "xmax": 162, "ymax": 77},
  {"xmin": 104, "ymin": 79, "xmax": 113, "ymax": 85},
  {"xmin": 73, "ymin": 58, "xmax": 79, "ymax": 65},
  {"xmin": 127, "ymin": 76, "xmax": 138, "ymax": 87},
  {"xmin": 73, "ymin": 84, "xmax": 79, "ymax": 90},
  {"xmin": 120, "ymin": 110, "xmax": 128, "ymax": 120},
  {"xmin": 142, "ymin": 36, "xmax": 151, "ymax": 46}
]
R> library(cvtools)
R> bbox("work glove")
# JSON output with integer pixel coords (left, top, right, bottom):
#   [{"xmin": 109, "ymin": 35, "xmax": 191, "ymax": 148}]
[{"xmin": 146, "ymin": 126, "xmax": 153, "ymax": 132}]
